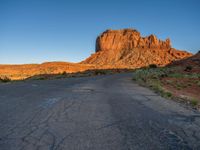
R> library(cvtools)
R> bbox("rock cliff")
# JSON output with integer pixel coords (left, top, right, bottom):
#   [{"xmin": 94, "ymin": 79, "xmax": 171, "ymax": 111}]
[{"xmin": 83, "ymin": 29, "xmax": 192, "ymax": 67}]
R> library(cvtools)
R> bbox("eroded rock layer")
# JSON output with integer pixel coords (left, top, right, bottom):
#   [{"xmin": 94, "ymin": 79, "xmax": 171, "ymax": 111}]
[{"xmin": 83, "ymin": 29, "xmax": 192, "ymax": 67}]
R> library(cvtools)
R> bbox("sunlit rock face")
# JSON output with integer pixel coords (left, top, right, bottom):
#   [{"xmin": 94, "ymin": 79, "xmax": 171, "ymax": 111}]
[
  {"xmin": 95, "ymin": 29, "xmax": 171, "ymax": 52},
  {"xmin": 83, "ymin": 29, "xmax": 192, "ymax": 67}
]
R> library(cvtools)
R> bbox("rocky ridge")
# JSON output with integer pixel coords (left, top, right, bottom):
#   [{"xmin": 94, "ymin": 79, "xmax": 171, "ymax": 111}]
[{"xmin": 83, "ymin": 29, "xmax": 192, "ymax": 67}]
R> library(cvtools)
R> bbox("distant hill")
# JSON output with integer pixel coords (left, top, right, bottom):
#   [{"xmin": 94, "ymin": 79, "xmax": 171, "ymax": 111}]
[
  {"xmin": 0, "ymin": 62, "xmax": 94, "ymax": 80},
  {"xmin": 0, "ymin": 28, "xmax": 193, "ymax": 80}
]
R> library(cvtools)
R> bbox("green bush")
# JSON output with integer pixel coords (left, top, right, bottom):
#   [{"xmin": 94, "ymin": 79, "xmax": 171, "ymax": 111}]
[
  {"xmin": 94, "ymin": 70, "xmax": 106, "ymax": 75},
  {"xmin": 164, "ymin": 91, "xmax": 173, "ymax": 98},
  {"xmin": 148, "ymin": 64, "xmax": 157, "ymax": 68},
  {"xmin": 133, "ymin": 67, "xmax": 175, "ymax": 99},
  {"xmin": 61, "ymin": 71, "xmax": 67, "ymax": 75},
  {"xmin": 184, "ymin": 66, "xmax": 193, "ymax": 71},
  {"xmin": 133, "ymin": 67, "xmax": 171, "ymax": 83},
  {"xmin": 169, "ymin": 73, "xmax": 200, "ymax": 79},
  {"xmin": 197, "ymin": 81, "xmax": 200, "ymax": 87},
  {"xmin": 191, "ymin": 99, "xmax": 198, "ymax": 106},
  {"xmin": 168, "ymin": 73, "xmax": 183, "ymax": 78}
]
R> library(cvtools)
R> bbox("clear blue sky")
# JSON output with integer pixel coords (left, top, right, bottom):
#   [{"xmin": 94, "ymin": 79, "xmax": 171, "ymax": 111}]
[{"xmin": 0, "ymin": 0, "xmax": 199, "ymax": 64}]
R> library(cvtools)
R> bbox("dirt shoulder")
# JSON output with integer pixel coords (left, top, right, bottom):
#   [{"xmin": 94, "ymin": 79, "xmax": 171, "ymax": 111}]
[{"xmin": 132, "ymin": 65, "xmax": 200, "ymax": 109}]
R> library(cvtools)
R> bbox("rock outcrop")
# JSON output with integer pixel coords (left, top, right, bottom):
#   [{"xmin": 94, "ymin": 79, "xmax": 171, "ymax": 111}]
[
  {"xmin": 0, "ymin": 28, "xmax": 194, "ymax": 80},
  {"xmin": 170, "ymin": 51, "xmax": 200, "ymax": 68},
  {"xmin": 96, "ymin": 29, "xmax": 171, "ymax": 52},
  {"xmin": 83, "ymin": 29, "xmax": 192, "ymax": 67}
]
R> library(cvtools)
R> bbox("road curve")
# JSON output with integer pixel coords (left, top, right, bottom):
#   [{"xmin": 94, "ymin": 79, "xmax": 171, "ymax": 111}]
[{"xmin": 0, "ymin": 73, "xmax": 200, "ymax": 150}]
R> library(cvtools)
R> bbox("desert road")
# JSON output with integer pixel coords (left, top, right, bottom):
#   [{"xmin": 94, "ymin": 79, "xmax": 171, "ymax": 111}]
[{"xmin": 0, "ymin": 73, "xmax": 200, "ymax": 150}]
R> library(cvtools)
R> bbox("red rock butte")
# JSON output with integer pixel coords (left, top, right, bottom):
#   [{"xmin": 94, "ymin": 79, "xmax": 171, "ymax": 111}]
[
  {"xmin": 82, "ymin": 29, "xmax": 192, "ymax": 68},
  {"xmin": 0, "ymin": 28, "xmax": 193, "ymax": 80}
]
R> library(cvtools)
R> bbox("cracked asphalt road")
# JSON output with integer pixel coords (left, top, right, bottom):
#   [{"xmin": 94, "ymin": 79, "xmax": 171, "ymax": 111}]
[{"xmin": 0, "ymin": 73, "xmax": 200, "ymax": 150}]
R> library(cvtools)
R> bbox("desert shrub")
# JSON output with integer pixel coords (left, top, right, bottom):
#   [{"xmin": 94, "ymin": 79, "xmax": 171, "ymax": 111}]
[
  {"xmin": 133, "ymin": 67, "xmax": 175, "ymax": 99},
  {"xmin": 148, "ymin": 64, "xmax": 157, "ymax": 68},
  {"xmin": 149, "ymin": 80, "xmax": 163, "ymax": 93},
  {"xmin": 61, "ymin": 71, "xmax": 67, "ymax": 75},
  {"xmin": 0, "ymin": 76, "xmax": 11, "ymax": 82},
  {"xmin": 181, "ymin": 73, "xmax": 200, "ymax": 79},
  {"xmin": 94, "ymin": 70, "xmax": 106, "ymax": 75},
  {"xmin": 149, "ymin": 81, "xmax": 172, "ymax": 98},
  {"xmin": 33, "ymin": 76, "xmax": 46, "ymax": 80},
  {"xmin": 176, "ymin": 86, "xmax": 182, "ymax": 90},
  {"xmin": 133, "ymin": 67, "xmax": 171, "ymax": 83},
  {"xmin": 165, "ymin": 80, "xmax": 174, "ymax": 85},
  {"xmin": 163, "ymin": 91, "xmax": 173, "ymax": 98},
  {"xmin": 191, "ymin": 99, "xmax": 198, "ymax": 106},
  {"xmin": 38, "ymin": 77, "xmax": 46, "ymax": 80},
  {"xmin": 168, "ymin": 73, "xmax": 184, "ymax": 78},
  {"xmin": 197, "ymin": 81, "xmax": 200, "ymax": 87},
  {"xmin": 184, "ymin": 66, "xmax": 193, "ymax": 71}
]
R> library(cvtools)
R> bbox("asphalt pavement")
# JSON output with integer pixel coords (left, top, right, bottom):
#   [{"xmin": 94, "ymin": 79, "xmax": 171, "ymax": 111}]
[{"xmin": 0, "ymin": 73, "xmax": 200, "ymax": 150}]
